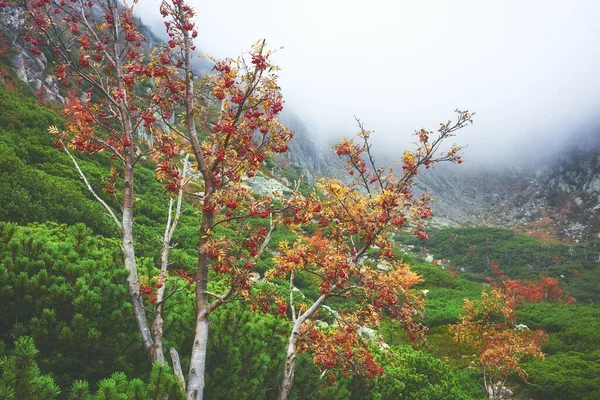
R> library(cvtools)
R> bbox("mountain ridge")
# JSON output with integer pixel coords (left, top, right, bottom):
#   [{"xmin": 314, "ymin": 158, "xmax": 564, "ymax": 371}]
[
  {"xmin": 411, "ymin": 139, "xmax": 600, "ymax": 242},
  {"xmin": 2, "ymin": 3, "xmax": 599, "ymax": 243}
]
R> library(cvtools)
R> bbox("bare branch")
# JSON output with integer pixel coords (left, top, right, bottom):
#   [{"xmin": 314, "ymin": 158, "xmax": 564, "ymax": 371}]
[
  {"xmin": 253, "ymin": 213, "xmax": 277, "ymax": 262},
  {"xmin": 207, "ymin": 289, "xmax": 234, "ymax": 312},
  {"xmin": 170, "ymin": 347, "xmax": 186, "ymax": 392},
  {"xmin": 61, "ymin": 141, "xmax": 122, "ymax": 230},
  {"xmin": 290, "ymin": 270, "xmax": 296, "ymax": 322}
]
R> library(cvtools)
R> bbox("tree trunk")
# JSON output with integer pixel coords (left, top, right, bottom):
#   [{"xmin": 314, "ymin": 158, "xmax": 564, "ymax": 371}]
[
  {"xmin": 151, "ymin": 198, "xmax": 173, "ymax": 363},
  {"xmin": 179, "ymin": 11, "xmax": 215, "ymax": 398},
  {"xmin": 186, "ymin": 305, "xmax": 210, "ymax": 400},
  {"xmin": 483, "ymin": 369, "xmax": 495, "ymax": 399},
  {"xmin": 153, "ymin": 164, "xmax": 186, "ymax": 363},
  {"xmin": 278, "ymin": 292, "xmax": 330, "ymax": 400},
  {"xmin": 278, "ymin": 325, "xmax": 299, "ymax": 400},
  {"xmin": 113, "ymin": 2, "xmax": 155, "ymax": 357},
  {"xmin": 151, "ymin": 218, "xmax": 173, "ymax": 362},
  {"xmin": 62, "ymin": 140, "xmax": 155, "ymax": 354},
  {"xmin": 152, "ymin": 309, "xmax": 165, "ymax": 362},
  {"xmin": 170, "ymin": 347, "xmax": 186, "ymax": 393},
  {"xmin": 152, "ymin": 216, "xmax": 170, "ymax": 362},
  {"xmin": 123, "ymin": 206, "xmax": 154, "ymax": 355},
  {"xmin": 186, "ymin": 202, "xmax": 214, "ymax": 400}
]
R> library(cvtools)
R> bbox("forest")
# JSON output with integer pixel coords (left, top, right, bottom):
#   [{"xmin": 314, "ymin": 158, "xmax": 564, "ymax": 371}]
[{"xmin": 1, "ymin": 1, "xmax": 599, "ymax": 399}]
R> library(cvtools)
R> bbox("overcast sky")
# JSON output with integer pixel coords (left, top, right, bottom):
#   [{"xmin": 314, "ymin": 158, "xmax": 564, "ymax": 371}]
[{"xmin": 136, "ymin": 0, "xmax": 600, "ymax": 165}]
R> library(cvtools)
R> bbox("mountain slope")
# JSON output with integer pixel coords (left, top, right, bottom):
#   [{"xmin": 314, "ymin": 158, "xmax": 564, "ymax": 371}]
[{"xmin": 411, "ymin": 140, "xmax": 600, "ymax": 242}]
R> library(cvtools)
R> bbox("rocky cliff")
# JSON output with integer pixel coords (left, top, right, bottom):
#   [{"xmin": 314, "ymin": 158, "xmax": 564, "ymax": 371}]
[
  {"xmin": 0, "ymin": 5, "xmax": 64, "ymax": 102},
  {"xmin": 274, "ymin": 111, "xmax": 346, "ymax": 184},
  {"xmin": 413, "ymin": 135, "xmax": 600, "ymax": 241},
  {"xmin": 280, "ymin": 121, "xmax": 600, "ymax": 242}
]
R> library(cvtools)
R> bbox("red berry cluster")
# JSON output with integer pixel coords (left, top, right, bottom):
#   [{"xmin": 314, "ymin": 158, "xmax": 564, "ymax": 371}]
[
  {"xmin": 251, "ymin": 53, "xmax": 268, "ymax": 70},
  {"xmin": 104, "ymin": 184, "xmax": 117, "ymax": 195},
  {"xmin": 413, "ymin": 229, "xmax": 427, "ymax": 240},
  {"xmin": 174, "ymin": 269, "xmax": 194, "ymax": 284},
  {"xmin": 156, "ymin": 162, "xmax": 182, "ymax": 193},
  {"xmin": 140, "ymin": 284, "xmax": 158, "ymax": 304}
]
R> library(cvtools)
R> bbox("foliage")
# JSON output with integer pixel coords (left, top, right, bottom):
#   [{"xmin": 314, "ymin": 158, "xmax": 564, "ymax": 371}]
[
  {"xmin": 0, "ymin": 222, "xmax": 147, "ymax": 389},
  {"xmin": 406, "ymin": 256, "xmax": 483, "ymax": 328},
  {"xmin": 5, "ymin": 0, "xmax": 299, "ymax": 394},
  {"xmin": 452, "ymin": 283, "xmax": 548, "ymax": 398},
  {"xmin": 485, "ymin": 261, "xmax": 575, "ymax": 305},
  {"xmin": 522, "ymin": 351, "xmax": 600, "ymax": 400},
  {"xmin": 399, "ymin": 227, "xmax": 600, "ymax": 400},
  {"xmin": 0, "ymin": 335, "xmax": 184, "ymax": 400},
  {"xmin": 401, "ymin": 227, "xmax": 600, "ymax": 302},
  {"xmin": 0, "ymin": 336, "xmax": 60, "ymax": 400},
  {"xmin": 204, "ymin": 303, "xmax": 290, "ymax": 399},
  {"xmin": 66, "ymin": 363, "xmax": 184, "ymax": 400},
  {"xmin": 289, "ymin": 346, "xmax": 484, "ymax": 400},
  {"xmin": 368, "ymin": 346, "xmax": 483, "ymax": 400},
  {"xmin": 0, "ymin": 81, "xmax": 199, "ymax": 250},
  {"xmin": 17, "ymin": 0, "xmax": 206, "ymax": 361},
  {"xmin": 2, "ymin": 1, "xmax": 597, "ymax": 399},
  {"xmin": 0, "ymin": 82, "xmax": 113, "ymax": 235},
  {"xmin": 268, "ymin": 111, "xmax": 474, "ymax": 399},
  {"xmin": 1, "ymin": 70, "xmax": 597, "ymax": 400},
  {"xmin": 517, "ymin": 302, "xmax": 600, "ymax": 354}
]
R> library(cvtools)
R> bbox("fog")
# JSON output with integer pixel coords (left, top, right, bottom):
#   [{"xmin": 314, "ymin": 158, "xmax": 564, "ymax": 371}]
[{"xmin": 136, "ymin": 0, "xmax": 600, "ymax": 166}]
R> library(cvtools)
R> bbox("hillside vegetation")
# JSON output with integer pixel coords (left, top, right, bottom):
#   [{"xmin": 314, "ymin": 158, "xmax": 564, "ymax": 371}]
[
  {"xmin": 0, "ymin": 80, "xmax": 483, "ymax": 399},
  {"xmin": 396, "ymin": 227, "xmax": 600, "ymax": 399},
  {"xmin": 1, "ymin": 67, "xmax": 599, "ymax": 399}
]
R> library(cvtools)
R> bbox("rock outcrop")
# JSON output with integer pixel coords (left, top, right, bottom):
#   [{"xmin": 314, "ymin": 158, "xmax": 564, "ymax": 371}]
[
  {"xmin": 412, "ymin": 137, "xmax": 600, "ymax": 241},
  {"xmin": 0, "ymin": 5, "xmax": 64, "ymax": 103}
]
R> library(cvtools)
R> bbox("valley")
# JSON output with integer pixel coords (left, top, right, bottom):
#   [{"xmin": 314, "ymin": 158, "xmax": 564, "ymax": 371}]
[{"xmin": 1, "ymin": 2, "xmax": 599, "ymax": 400}]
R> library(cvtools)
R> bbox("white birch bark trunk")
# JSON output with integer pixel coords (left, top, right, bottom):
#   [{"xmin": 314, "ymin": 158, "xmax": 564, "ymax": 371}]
[
  {"xmin": 186, "ymin": 307, "xmax": 210, "ymax": 400},
  {"xmin": 122, "ymin": 207, "xmax": 154, "ymax": 353},
  {"xmin": 170, "ymin": 347, "xmax": 186, "ymax": 393},
  {"xmin": 278, "ymin": 323, "xmax": 300, "ymax": 400},
  {"xmin": 278, "ymin": 292, "xmax": 330, "ymax": 400}
]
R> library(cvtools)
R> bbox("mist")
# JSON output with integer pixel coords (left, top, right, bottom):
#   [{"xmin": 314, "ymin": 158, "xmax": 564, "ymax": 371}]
[{"xmin": 136, "ymin": 0, "xmax": 600, "ymax": 167}]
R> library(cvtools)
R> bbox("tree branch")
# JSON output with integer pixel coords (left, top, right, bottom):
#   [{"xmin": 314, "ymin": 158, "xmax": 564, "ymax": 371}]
[
  {"xmin": 170, "ymin": 347, "xmax": 186, "ymax": 392},
  {"xmin": 290, "ymin": 270, "xmax": 296, "ymax": 322},
  {"xmin": 61, "ymin": 141, "xmax": 122, "ymax": 230}
]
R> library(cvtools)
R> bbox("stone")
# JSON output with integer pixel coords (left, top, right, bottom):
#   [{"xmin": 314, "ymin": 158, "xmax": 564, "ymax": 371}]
[
  {"xmin": 321, "ymin": 305, "xmax": 340, "ymax": 319},
  {"xmin": 316, "ymin": 320, "xmax": 329, "ymax": 328},
  {"xmin": 376, "ymin": 262, "xmax": 392, "ymax": 272},
  {"xmin": 587, "ymin": 175, "xmax": 600, "ymax": 194},
  {"xmin": 30, "ymin": 78, "xmax": 42, "ymax": 91},
  {"xmin": 242, "ymin": 174, "xmax": 291, "ymax": 197},
  {"xmin": 12, "ymin": 54, "xmax": 27, "ymax": 83},
  {"xmin": 44, "ymin": 75, "xmax": 55, "ymax": 86},
  {"xmin": 358, "ymin": 327, "xmax": 378, "ymax": 341},
  {"xmin": 34, "ymin": 56, "xmax": 45, "ymax": 71},
  {"xmin": 515, "ymin": 324, "xmax": 528, "ymax": 331}
]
